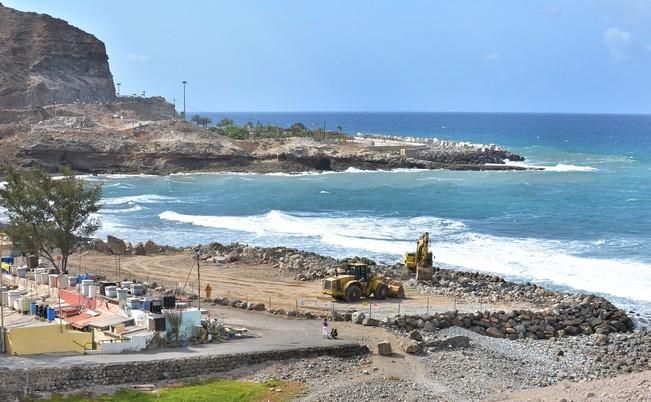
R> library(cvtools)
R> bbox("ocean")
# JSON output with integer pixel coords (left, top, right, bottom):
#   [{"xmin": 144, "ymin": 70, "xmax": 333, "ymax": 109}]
[{"xmin": 7, "ymin": 112, "xmax": 651, "ymax": 317}]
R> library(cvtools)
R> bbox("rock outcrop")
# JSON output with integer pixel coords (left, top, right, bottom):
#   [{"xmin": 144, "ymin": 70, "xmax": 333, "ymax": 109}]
[{"xmin": 0, "ymin": 4, "xmax": 116, "ymax": 108}]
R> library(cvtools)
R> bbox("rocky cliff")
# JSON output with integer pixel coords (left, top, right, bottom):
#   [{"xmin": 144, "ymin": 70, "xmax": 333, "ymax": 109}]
[{"xmin": 0, "ymin": 4, "xmax": 116, "ymax": 108}]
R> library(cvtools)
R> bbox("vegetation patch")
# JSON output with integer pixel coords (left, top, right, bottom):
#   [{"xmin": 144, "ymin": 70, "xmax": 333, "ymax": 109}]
[{"xmin": 34, "ymin": 378, "xmax": 302, "ymax": 402}]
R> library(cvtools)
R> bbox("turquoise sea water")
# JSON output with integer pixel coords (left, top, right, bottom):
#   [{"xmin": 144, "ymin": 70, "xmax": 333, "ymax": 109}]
[{"xmin": 7, "ymin": 113, "xmax": 651, "ymax": 317}]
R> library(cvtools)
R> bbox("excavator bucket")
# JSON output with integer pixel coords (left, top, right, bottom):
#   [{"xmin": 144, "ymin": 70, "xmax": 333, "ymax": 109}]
[{"xmin": 416, "ymin": 265, "xmax": 433, "ymax": 281}]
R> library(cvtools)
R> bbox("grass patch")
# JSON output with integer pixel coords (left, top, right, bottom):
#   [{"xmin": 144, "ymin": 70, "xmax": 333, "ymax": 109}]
[{"xmin": 36, "ymin": 378, "xmax": 302, "ymax": 402}]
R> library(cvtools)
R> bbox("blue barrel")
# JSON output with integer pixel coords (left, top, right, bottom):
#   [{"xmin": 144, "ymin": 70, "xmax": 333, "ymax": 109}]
[
  {"xmin": 30, "ymin": 303, "xmax": 37, "ymax": 316},
  {"xmin": 47, "ymin": 306, "xmax": 55, "ymax": 321}
]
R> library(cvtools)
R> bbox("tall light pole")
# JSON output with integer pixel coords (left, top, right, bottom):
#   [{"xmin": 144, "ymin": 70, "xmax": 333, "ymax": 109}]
[
  {"xmin": 116, "ymin": 82, "xmax": 121, "ymax": 97},
  {"xmin": 182, "ymin": 81, "xmax": 188, "ymax": 120}
]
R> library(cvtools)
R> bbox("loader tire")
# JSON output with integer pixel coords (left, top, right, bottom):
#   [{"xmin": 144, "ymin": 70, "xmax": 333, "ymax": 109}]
[
  {"xmin": 374, "ymin": 284, "xmax": 388, "ymax": 300},
  {"xmin": 345, "ymin": 284, "xmax": 362, "ymax": 302}
]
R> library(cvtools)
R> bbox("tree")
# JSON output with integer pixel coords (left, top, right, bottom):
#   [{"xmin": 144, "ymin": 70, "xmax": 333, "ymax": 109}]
[
  {"xmin": 191, "ymin": 115, "xmax": 202, "ymax": 126},
  {"xmin": 199, "ymin": 117, "xmax": 212, "ymax": 129},
  {"xmin": 0, "ymin": 166, "xmax": 102, "ymax": 274},
  {"xmin": 217, "ymin": 118, "xmax": 234, "ymax": 128}
]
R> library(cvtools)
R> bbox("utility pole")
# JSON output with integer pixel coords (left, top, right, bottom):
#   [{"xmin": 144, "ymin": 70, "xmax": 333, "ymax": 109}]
[
  {"xmin": 1, "ymin": 279, "xmax": 4, "ymax": 353},
  {"xmin": 196, "ymin": 251, "xmax": 201, "ymax": 310},
  {"xmin": 182, "ymin": 81, "xmax": 188, "ymax": 120}
]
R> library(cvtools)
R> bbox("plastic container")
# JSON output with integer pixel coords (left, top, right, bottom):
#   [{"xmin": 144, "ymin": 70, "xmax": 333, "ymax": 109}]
[
  {"xmin": 126, "ymin": 297, "xmax": 141, "ymax": 310},
  {"xmin": 7, "ymin": 290, "xmax": 21, "ymax": 310},
  {"xmin": 116, "ymin": 288, "xmax": 129, "ymax": 301},
  {"xmin": 81, "ymin": 279, "xmax": 94, "ymax": 296},
  {"xmin": 18, "ymin": 297, "xmax": 30, "ymax": 313},
  {"xmin": 88, "ymin": 285, "xmax": 97, "ymax": 298},
  {"xmin": 30, "ymin": 302, "xmax": 37, "ymax": 315},
  {"xmin": 16, "ymin": 267, "xmax": 28, "ymax": 278},
  {"xmin": 48, "ymin": 274, "xmax": 59, "ymax": 288},
  {"xmin": 105, "ymin": 286, "xmax": 118, "ymax": 298},
  {"xmin": 131, "ymin": 284, "xmax": 145, "ymax": 296},
  {"xmin": 175, "ymin": 302, "xmax": 188, "ymax": 309},
  {"xmin": 47, "ymin": 306, "xmax": 55, "ymax": 321},
  {"xmin": 58, "ymin": 274, "xmax": 69, "ymax": 289},
  {"xmin": 141, "ymin": 297, "xmax": 151, "ymax": 311},
  {"xmin": 121, "ymin": 281, "xmax": 133, "ymax": 290},
  {"xmin": 68, "ymin": 276, "xmax": 78, "ymax": 287}
]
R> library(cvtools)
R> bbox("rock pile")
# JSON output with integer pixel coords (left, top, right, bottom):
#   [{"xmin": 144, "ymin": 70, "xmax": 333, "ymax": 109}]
[
  {"xmin": 91, "ymin": 236, "xmax": 172, "ymax": 256},
  {"xmin": 405, "ymin": 267, "xmax": 571, "ymax": 306},
  {"xmin": 198, "ymin": 242, "xmax": 378, "ymax": 280},
  {"xmin": 383, "ymin": 294, "xmax": 635, "ymax": 341}
]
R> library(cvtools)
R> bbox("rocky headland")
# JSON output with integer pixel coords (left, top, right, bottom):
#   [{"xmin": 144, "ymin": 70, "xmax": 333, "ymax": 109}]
[{"xmin": 0, "ymin": 3, "xmax": 525, "ymax": 176}]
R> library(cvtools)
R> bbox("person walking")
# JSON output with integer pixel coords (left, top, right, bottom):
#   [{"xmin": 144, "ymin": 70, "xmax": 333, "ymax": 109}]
[{"xmin": 322, "ymin": 319, "xmax": 329, "ymax": 338}]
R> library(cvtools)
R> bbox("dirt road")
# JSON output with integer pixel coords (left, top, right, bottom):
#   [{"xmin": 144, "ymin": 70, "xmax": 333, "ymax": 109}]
[{"xmin": 78, "ymin": 252, "xmax": 521, "ymax": 319}]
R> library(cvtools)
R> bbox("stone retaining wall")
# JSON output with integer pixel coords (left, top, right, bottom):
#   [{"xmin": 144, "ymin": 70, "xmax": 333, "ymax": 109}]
[{"xmin": 0, "ymin": 343, "xmax": 368, "ymax": 399}]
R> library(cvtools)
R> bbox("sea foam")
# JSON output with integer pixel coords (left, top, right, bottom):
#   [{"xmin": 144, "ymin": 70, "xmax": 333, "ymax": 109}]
[{"xmin": 158, "ymin": 209, "xmax": 651, "ymax": 304}]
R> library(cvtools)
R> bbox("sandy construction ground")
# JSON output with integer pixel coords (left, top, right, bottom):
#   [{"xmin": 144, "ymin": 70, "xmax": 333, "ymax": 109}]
[{"xmin": 76, "ymin": 251, "xmax": 523, "ymax": 320}]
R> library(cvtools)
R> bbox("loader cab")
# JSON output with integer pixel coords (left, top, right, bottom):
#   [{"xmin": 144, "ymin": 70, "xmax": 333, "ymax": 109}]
[{"xmin": 345, "ymin": 262, "xmax": 369, "ymax": 281}]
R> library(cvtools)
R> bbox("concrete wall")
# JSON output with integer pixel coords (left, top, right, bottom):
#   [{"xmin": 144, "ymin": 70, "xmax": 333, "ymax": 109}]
[
  {"xmin": 96, "ymin": 332, "xmax": 153, "ymax": 354},
  {"xmin": 0, "ymin": 344, "xmax": 368, "ymax": 399},
  {"xmin": 4, "ymin": 324, "xmax": 92, "ymax": 355}
]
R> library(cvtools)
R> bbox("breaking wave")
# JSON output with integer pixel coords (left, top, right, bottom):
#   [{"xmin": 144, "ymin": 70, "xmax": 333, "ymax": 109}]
[
  {"xmin": 101, "ymin": 194, "xmax": 180, "ymax": 206},
  {"xmin": 158, "ymin": 209, "xmax": 651, "ymax": 304}
]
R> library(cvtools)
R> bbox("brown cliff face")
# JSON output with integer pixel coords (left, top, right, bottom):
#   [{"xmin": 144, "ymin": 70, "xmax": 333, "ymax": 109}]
[{"xmin": 0, "ymin": 4, "xmax": 116, "ymax": 109}]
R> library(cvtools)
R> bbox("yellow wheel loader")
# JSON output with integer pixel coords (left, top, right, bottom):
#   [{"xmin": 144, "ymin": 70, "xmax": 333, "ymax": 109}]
[
  {"xmin": 403, "ymin": 232, "xmax": 434, "ymax": 281},
  {"xmin": 322, "ymin": 262, "xmax": 405, "ymax": 302}
]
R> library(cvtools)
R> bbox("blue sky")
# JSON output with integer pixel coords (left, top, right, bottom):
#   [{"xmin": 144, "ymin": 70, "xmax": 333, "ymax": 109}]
[{"xmin": 5, "ymin": 0, "xmax": 651, "ymax": 113}]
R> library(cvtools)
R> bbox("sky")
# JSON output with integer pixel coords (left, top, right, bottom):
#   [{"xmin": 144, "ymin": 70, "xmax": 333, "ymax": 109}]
[{"xmin": 4, "ymin": 0, "xmax": 651, "ymax": 113}]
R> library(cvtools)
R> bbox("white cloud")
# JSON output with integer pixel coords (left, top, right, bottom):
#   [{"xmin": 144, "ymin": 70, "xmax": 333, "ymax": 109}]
[
  {"xmin": 603, "ymin": 28, "xmax": 632, "ymax": 63},
  {"xmin": 126, "ymin": 52, "xmax": 149, "ymax": 64}
]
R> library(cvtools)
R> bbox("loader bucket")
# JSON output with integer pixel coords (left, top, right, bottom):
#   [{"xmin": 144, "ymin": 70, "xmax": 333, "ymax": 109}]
[{"xmin": 387, "ymin": 280, "xmax": 405, "ymax": 298}]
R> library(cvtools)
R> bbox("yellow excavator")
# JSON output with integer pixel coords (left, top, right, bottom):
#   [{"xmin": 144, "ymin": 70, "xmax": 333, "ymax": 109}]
[
  {"xmin": 322, "ymin": 262, "xmax": 405, "ymax": 302},
  {"xmin": 403, "ymin": 232, "xmax": 434, "ymax": 281}
]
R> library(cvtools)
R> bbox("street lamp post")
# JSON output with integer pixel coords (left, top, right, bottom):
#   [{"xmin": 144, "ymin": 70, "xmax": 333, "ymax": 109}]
[{"xmin": 182, "ymin": 81, "xmax": 188, "ymax": 120}]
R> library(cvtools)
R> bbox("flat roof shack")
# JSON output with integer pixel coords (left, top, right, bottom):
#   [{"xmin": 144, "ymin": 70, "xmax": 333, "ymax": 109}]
[{"xmin": 3, "ymin": 322, "xmax": 92, "ymax": 355}]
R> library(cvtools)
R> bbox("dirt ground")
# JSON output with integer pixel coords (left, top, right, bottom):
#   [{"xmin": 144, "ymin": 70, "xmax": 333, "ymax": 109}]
[
  {"xmin": 490, "ymin": 370, "xmax": 651, "ymax": 402},
  {"xmin": 77, "ymin": 251, "xmax": 522, "ymax": 319}
]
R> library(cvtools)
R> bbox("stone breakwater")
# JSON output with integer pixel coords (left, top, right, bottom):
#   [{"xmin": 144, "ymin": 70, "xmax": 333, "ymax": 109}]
[
  {"xmin": 380, "ymin": 294, "xmax": 634, "ymax": 344},
  {"xmin": 0, "ymin": 344, "xmax": 368, "ymax": 400}
]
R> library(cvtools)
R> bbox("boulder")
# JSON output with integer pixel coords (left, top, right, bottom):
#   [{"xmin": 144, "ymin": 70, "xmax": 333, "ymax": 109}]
[
  {"xmin": 402, "ymin": 339, "xmax": 421, "ymax": 354},
  {"xmin": 92, "ymin": 239, "xmax": 111, "ymax": 254},
  {"xmin": 133, "ymin": 242, "xmax": 146, "ymax": 256},
  {"xmin": 352, "ymin": 311, "xmax": 366, "ymax": 324},
  {"xmin": 409, "ymin": 329, "xmax": 424, "ymax": 342},
  {"xmin": 362, "ymin": 317, "xmax": 380, "ymax": 327},
  {"xmin": 423, "ymin": 321, "xmax": 437, "ymax": 332},
  {"xmin": 486, "ymin": 327, "xmax": 506, "ymax": 338},
  {"xmin": 377, "ymin": 341, "xmax": 393, "ymax": 356},
  {"xmin": 106, "ymin": 235, "xmax": 126, "ymax": 255},
  {"xmin": 144, "ymin": 240, "xmax": 158, "ymax": 254},
  {"xmin": 249, "ymin": 303, "xmax": 265, "ymax": 311},
  {"xmin": 434, "ymin": 335, "xmax": 471, "ymax": 349},
  {"xmin": 286, "ymin": 310, "xmax": 298, "ymax": 317},
  {"xmin": 225, "ymin": 250, "xmax": 239, "ymax": 263}
]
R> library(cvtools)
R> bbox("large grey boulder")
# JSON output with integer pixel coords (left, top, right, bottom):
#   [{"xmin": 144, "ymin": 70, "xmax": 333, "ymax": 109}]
[
  {"xmin": 107, "ymin": 235, "xmax": 126, "ymax": 255},
  {"xmin": 377, "ymin": 341, "xmax": 393, "ymax": 356},
  {"xmin": 92, "ymin": 239, "xmax": 111, "ymax": 254},
  {"xmin": 133, "ymin": 242, "xmax": 146, "ymax": 255},
  {"xmin": 352, "ymin": 311, "xmax": 366, "ymax": 324}
]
